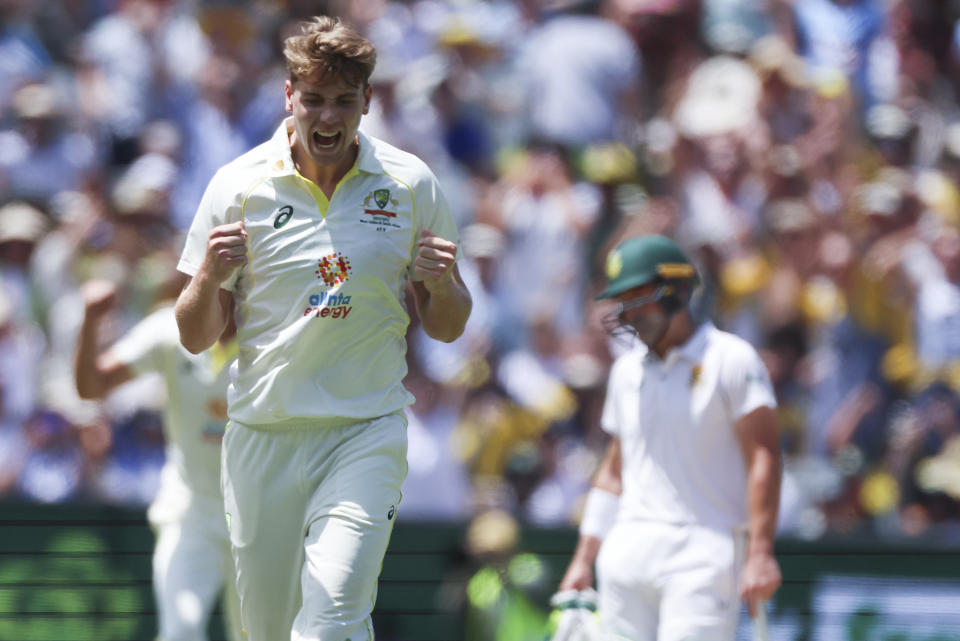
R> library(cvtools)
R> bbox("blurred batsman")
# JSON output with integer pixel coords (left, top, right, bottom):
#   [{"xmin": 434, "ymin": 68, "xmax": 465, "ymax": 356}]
[
  {"xmin": 557, "ymin": 234, "xmax": 782, "ymax": 640},
  {"xmin": 75, "ymin": 279, "xmax": 242, "ymax": 641},
  {"xmin": 173, "ymin": 15, "xmax": 470, "ymax": 641}
]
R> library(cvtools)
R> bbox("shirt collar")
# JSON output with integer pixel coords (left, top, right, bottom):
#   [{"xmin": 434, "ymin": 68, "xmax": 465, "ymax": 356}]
[
  {"xmin": 355, "ymin": 130, "xmax": 383, "ymax": 174},
  {"xmin": 643, "ymin": 320, "xmax": 713, "ymax": 367},
  {"xmin": 675, "ymin": 320, "xmax": 712, "ymax": 362},
  {"xmin": 266, "ymin": 118, "xmax": 297, "ymax": 177},
  {"xmin": 266, "ymin": 117, "xmax": 384, "ymax": 178}
]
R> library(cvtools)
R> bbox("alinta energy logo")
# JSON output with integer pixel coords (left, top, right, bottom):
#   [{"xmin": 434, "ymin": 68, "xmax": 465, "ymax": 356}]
[{"xmin": 305, "ymin": 252, "xmax": 353, "ymax": 320}]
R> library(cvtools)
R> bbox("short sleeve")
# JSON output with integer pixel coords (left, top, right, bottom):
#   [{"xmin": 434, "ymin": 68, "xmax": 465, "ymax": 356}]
[
  {"xmin": 720, "ymin": 340, "xmax": 777, "ymax": 421},
  {"xmin": 600, "ymin": 378, "xmax": 621, "ymax": 437},
  {"xmin": 600, "ymin": 355, "xmax": 633, "ymax": 437},
  {"xmin": 109, "ymin": 307, "xmax": 178, "ymax": 377},
  {"xmin": 408, "ymin": 168, "xmax": 460, "ymax": 281},
  {"xmin": 177, "ymin": 169, "xmax": 243, "ymax": 291}
]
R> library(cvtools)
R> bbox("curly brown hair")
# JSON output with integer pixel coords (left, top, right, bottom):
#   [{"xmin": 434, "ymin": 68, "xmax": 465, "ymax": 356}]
[{"xmin": 283, "ymin": 16, "xmax": 377, "ymax": 87}]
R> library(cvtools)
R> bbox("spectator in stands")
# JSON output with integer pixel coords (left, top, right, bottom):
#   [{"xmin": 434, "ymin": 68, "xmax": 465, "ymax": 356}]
[
  {"xmin": 0, "ymin": 83, "xmax": 99, "ymax": 205},
  {"xmin": 516, "ymin": 0, "xmax": 643, "ymax": 149}
]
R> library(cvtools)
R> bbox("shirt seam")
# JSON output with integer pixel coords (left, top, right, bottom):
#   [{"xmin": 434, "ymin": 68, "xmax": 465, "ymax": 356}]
[{"xmin": 381, "ymin": 169, "xmax": 417, "ymax": 269}]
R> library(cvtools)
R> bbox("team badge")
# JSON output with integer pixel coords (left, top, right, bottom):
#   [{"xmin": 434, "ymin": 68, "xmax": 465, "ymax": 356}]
[
  {"xmin": 363, "ymin": 188, "xmax": 399, "ymax": 217},
  {"xmin": 606, "ymin": 250, "xmax": 623, "ymax": 280},
  {"xmin": 316, "ymin": 252, "xmax": 352, "ymax": 286},
  {"xmin": 690, "ymin": 364, "xmax": 702, "ymax": 387}
]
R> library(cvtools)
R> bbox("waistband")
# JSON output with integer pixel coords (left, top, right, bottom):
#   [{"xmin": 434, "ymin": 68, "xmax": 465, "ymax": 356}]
[{"xmin": 227, "ymin": 410, "xmax": 403, "ymax": 433}]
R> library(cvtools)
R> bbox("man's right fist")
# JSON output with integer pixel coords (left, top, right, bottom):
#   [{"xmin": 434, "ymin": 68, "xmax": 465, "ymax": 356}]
[
  {"xmin": 203, "ymin": 221, "xmax": 247, "ymax": 283},
  {"xmin": 81, "ymin": 279, "xmax": 118, "ymax": 317}
]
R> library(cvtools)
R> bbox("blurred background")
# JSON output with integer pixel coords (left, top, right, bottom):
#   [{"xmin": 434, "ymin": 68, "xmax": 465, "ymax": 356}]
[{"xmin": 2, "ymin": 0, "xmax": 960, "ymax": 639}]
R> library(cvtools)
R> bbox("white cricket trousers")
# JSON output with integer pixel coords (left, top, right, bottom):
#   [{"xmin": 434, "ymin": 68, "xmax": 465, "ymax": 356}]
[
  {"xmin": 596, "ymin": 521, "xmax": 746, "ymax": 641},
  {"xmin": 221, "ymin": 413, "xmax": 407, "ymax": 641},
  {"xmin": 148, "ymin": 467, "xmax": 243, "ymax": 641}
]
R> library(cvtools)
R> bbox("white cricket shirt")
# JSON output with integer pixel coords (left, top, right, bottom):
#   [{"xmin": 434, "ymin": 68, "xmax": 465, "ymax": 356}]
[
  {"xmin": 601, "ymin": 322, "xmax": 777, "ymax": 531},
  {"xmin": 111, "ymin": 306, "xmax": 232, "ymax": 501},
  {"xmin": 178, "ymin": 119, "xmax": 459, "ymax": 428}
]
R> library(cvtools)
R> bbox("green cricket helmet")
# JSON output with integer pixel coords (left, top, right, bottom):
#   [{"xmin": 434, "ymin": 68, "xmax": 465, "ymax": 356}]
[{"xmin": 597, "ymin": 234, "xmax": 699, "ymax": 309}]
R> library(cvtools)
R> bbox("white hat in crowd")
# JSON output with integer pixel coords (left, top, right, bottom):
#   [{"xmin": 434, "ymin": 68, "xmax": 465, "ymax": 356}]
[
  {"xmin": 674, "ymin": 56, "xmax": 761, "ymax": 138},
  {"xmin": 0, "ymin": 201, "xmax": 49, "ymax": 244}
]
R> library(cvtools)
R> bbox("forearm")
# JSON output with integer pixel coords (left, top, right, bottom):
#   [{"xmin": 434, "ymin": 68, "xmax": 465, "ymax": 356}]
[
  {"xmin": 175, "ymin": 273, "xmax": 229, "ymax": 353},
  {"xmin": 735, "ymin": 407, "xmax": 783, "ymax": 609},
  {"xmin": 570, "ymin": 534, "xmax": 603, "ymax": 570},
  {"xmin": 417, "ymin": 279, "xmax": 471, "ymax": 343},
  {"xmin": 559, "ymin": 486, "xmax": 618, "ymax": 590},
  {"xmin": 746, "ymin": 445, "xmax": 781, "ymax": 554},
  {"xmin": 75, "ymin": 315, "xmax": 105, "ymax": 399},
  {"xmin": 559, "ymin": 438, "xmax": 621, "ymax": 591}
]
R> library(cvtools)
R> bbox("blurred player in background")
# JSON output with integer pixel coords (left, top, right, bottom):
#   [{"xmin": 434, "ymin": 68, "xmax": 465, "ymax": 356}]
[
  {"xmin": 75, "ymin": 278, "xmax": 241, "ymax": 641},
  {"xmin": 557, "ymin": 234, "xmax": 782, "ymax": 640},
  {"xmin": 173, "ymin": 15, "xmax": 471, "ymax": 641}
]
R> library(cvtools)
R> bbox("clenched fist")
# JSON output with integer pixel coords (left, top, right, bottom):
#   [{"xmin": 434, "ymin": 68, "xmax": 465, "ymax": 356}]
[
  {"xmin": 202, "ymin": 222, "xmax": 248, "ymax": 284},
  {"xmin": 413, "ymin": 230, "xmax": 457, "ymax": 293},
  {"xmin": 81, "ymin": 279, "xmax": 118, "ymax": 319}
]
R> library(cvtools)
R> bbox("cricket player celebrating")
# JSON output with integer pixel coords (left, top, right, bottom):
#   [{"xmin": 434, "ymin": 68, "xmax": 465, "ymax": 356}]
[
  {"xmin": 75, "ymin": 279, "xmax": 242, "ymax": 641},
  {"xmin": 174, "ymin": 16, "xmax": 471, "ymax": 641},
  {"xmin": 558, "ymin": 234, "xmax": 782, "ymax": 640}
]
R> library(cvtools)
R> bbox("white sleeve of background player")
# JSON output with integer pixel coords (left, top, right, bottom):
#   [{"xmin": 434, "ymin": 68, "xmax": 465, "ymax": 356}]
[
  {"xmin": 109, "ymin": 307, "xmax": 178, "ymax": 377},
  {"xmin": 177, "ymin": 169, "xmax": 243, "ymax": 291},
  {"xmin": 408, "ymin": 167, "xmax": 460, "ymax": 281},
  {"xmin": 721, "ymin": 339, "xmax": 777, "ymax": 421},
  {"xmin": 599, "ymin": 357, "xmax": 628, "ymax": 437}
]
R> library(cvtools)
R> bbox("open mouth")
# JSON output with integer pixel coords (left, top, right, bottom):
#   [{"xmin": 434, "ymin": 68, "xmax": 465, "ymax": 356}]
[{"xmin": 313, "ymin": 131, "xmax": 340, "ymax": 149}]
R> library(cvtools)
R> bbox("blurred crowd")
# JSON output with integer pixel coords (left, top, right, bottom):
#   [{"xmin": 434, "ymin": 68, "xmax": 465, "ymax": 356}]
[{"xmin": 2, "ymin": 0, "xmax": 960, "ymax": 543}]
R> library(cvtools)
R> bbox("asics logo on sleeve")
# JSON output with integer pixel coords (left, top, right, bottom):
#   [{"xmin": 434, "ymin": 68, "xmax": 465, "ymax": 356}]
[{"xmin": 273, "ymin": 205, "xmax": 294, "ymax": 229}]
